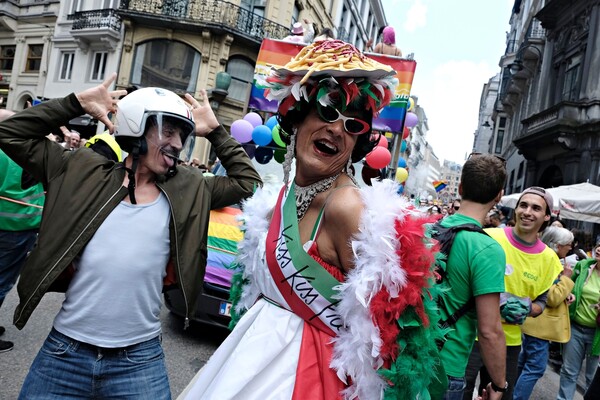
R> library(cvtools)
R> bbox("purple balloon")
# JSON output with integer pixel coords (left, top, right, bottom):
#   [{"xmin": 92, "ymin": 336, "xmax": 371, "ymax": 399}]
[
  {"xmin": 231, "ymin": 119, "xmax": 253, "ymax": 143},
  {"xmin": 405, "ymin": 112, "xmax": 419, "ymax": 128},
  {"xmin": 243, "ymin": 112, "xmax": 263, "ymax": 128}
]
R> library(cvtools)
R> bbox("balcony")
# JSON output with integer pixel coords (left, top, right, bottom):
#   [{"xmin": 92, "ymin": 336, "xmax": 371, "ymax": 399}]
[
  {"xmin": 68, "ymin": 9, "xmax": 122, "ymax": 51},
  {"xmin": 119, "ymin": 0, "xmax": 289, "ymax": 46}
]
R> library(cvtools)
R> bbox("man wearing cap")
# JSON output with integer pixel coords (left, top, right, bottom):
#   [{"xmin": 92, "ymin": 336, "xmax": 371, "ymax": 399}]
[
  {"xmin": 282, "ymin": 18, "xmax": 314, "ymax": 44},
  {"xmin": 463, "ymin": 186, "xmax": 564, "ymax": 399}
]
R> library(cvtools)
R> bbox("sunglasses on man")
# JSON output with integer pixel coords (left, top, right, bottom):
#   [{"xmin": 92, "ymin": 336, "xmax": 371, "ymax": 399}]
[{"xmin": 316, "ymin": 103, "xmax": 370, "ymax": 135}]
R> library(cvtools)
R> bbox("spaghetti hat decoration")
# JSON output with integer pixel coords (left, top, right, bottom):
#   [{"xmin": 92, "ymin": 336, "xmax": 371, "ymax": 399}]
[{"xmin": 263, "ymin": 40, "xmax": 398, "ymax": 184}]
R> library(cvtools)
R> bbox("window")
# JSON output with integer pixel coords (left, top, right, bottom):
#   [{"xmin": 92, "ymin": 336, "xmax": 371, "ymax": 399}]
[
  {"xmin": 59, "ymin": 52, "xmax": 75, "ymax": 81},
  {"xmin": 90, "ymin": 52, "xmax": 107, "ymax": 82},
  {"xmin": 26, "ymin": 44, "xmax": 43, "ymax": 72},
  {"xmin": 226, "ymin": 57, "xmax": 255, "ymax": 102},
  {"xmin": 292, "ymin": 3, "xmax": 300, "ymax": 24},
  {"xmin": 562, "ymin": 55, "xmax": 581, "ymax": 101},
  {"xmin": 517, "ymin": 161, "xmax": 524, "ymax": 179},
  {"xmin": 0, "ymin": 45, "xmax": 15, "ymax": 70},
  {"xmin": 70, "ymin": 0, "xmax": 82, "ymax": 14},
  {"xmin": 131, "ymin": 40, "xmax": 200, "ymax": 93},
  {"xmin": 494, "ymin": 117, "xmax": 506, "ymax": 154},
  {"xmin": 509, "ymin": 170, "xmax": 515, "ymax": 192}
]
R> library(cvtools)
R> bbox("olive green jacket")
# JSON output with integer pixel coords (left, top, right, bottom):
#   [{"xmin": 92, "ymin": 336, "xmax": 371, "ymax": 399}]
[{"xmin": 0, "ymin": 94, "xmax": 261, "ymax": 329}]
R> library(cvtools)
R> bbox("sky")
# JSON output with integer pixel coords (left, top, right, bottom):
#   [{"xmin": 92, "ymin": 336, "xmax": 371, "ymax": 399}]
[{"xmin": 382, "ymin": 0, "xmax": 514, "ymax": 165}]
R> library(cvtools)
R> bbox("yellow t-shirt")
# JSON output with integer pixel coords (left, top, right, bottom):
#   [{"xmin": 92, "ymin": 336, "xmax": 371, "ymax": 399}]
[{"xmin": 485, "ymin": 227, "xmax": 564, "ymax": 345}]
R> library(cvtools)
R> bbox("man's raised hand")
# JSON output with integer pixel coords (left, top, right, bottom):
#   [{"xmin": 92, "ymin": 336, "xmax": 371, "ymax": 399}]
[{"xmin": 75, "ymin": 73, "xmax": 127, "ymax": 132}]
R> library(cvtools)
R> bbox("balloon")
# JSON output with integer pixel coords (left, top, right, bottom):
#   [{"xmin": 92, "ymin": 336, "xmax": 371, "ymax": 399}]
[
  {"xmin": 408, "ymin": 97, "xmax": 415, "ymax": 112},
  {"xmin": 400, "ymin": 140, "xmax": 407, "ymax": 152},
  {"xmin": 243, "ymin": 112, "xmax": 263, "ymax": 127},
  {"xmin": 230, "ymin": 119, "xmax": 253, "ymax": 143},
  {"xmin": 272, "ymin": 125, "xmax": 286, "ymax": 148},
  {"xmin": 405, "ymin": 112, "xmax": 419, "ymax": 128},
  {"xmin": 254, "ymin": 146, "xmax": 273, "ymax": 164},
  {"xmin": 361, "ymin": 164, "xmax": 380, "ymax": 186},
  {"xmin": 274, "ymin": 149, "xmax": 286, "ymax": 164},
  {"xmin": 402, "ymin": 127, "xmax": 410, "ymax": 140},
  {"xmin": 376, "ymin": 135, "xmax": 388, "ymax": 148},
  {"xmin": 265, "ymin": 115, "xmax": 278, "ymax": 130},
  {"xmin": 397, "ymin": 157, "xmax": 407, "ymax": 168},
  {"xmin": 252, "ymin": 125, "xmax": 272, "ymax": 146},
  {"xmin": 395, "ymin": 167, "xmax": 408, "ymax": 183},
  {"xmin": 397, "ymin": 185, "xmax": 404, "ymax": 194},
  {"xmin": 242, "ymin": 143, "xmax": 256, "ymax": 159},
  {"xmin": 365, "ymin": 147, "xmax": 391, "ymax": 169}
]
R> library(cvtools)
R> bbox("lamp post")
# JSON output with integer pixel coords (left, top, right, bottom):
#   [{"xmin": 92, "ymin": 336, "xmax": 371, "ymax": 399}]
[
  {"xmin": 208, "ymin": 71, "xmax": 231, "ymax": 111},
  {"xmin": 507, "ymin": 44, "xmax": 543, "ymax": 76}
]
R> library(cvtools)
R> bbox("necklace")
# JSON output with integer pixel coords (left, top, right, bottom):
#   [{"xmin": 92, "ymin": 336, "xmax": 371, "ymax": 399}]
[{"xmin": 294, "ymin": 173, "xmax": 340, "ymax": 221}]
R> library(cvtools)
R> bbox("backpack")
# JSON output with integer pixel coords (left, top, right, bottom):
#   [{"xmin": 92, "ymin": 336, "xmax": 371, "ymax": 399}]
[{"xmin": 430, "ymin": 220, "xmax": 489, "ymax": 330}]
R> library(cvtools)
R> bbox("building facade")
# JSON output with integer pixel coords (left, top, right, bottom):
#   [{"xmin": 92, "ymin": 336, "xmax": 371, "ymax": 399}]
[
  {"xmin": 484, "ymin": 0, "xmax": 600, "ymax": 195},
  {"xmin": 0, "ymin": 0, "xmax": 61, "ymax": 110},
  {"xmin": 472, "ymin": 73, "xmax": 499, "ymax": 154}
]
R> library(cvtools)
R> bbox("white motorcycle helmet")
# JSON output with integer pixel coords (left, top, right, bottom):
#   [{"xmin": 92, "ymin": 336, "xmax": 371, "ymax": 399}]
[
  {"xmin": 114, "ymin": 87, "xmax": 196, "ymax": 204},
  {"xmin": 114, "ymin": 87, "xmax": 195, "ymax": 154}
]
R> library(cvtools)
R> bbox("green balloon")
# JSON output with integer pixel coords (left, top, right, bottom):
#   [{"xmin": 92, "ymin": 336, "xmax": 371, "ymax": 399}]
[
  {"xmin": 274, "ymin": 149, "xmax": 286, "ymax": 164},
  {"xmin": 272, "ymin": 125, "xmax": 286, "ymax": 148}
]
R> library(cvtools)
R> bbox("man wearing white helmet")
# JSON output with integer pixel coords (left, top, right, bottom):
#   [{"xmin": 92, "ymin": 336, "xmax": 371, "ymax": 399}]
[{"xmin": 0, "ymin": 74, "xmax": 261, "ymax": 398}]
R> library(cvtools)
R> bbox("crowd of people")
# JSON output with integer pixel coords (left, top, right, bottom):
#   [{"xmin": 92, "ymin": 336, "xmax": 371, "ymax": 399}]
[{"xmin": 0, "ymin": 33, "xmax": 598, "ymax": 400}]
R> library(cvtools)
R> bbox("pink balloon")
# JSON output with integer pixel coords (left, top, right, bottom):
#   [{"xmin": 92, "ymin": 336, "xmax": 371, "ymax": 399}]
[
  {"xmin": 405, "ymin": 112, "xmax": 419, "ymax": 128},
  {"xmin": 243, "ymin": 112, "xmax": 263, "ymax": 128},
  {"xmin": 230, "ymin": 119, "xmax": 254, "ymax": 143},
  {"xmin": 376, "ymin": 135, "xmax": 388, "ymax": 148},
  {"xmin": 365, "ymin": 146, "xmax": 391, "ymax": 169}
]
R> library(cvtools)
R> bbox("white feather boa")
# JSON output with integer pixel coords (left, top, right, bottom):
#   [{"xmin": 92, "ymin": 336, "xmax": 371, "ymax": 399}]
[{"xmin": 235, "ymin": 180, "xmax": 424, "ymax": 399}]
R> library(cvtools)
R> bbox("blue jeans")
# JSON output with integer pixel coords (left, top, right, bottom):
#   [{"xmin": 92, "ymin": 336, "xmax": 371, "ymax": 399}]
[
  {"xmin": 19, "ymin": 328, "xmax": 171, "ymax": 399},
  {"xmin": 443, "ymin": 375, "xmax": 466, "ymax": 400},
  {"xmin": 514, "ymin": 334, "xmax": 549, "ymax": 400},
  {"xmin": 0, "ymin": 229, "xmax": 37, "ymax": 305},
  {"xmin": 558, "ymin": 322, "xmax": 600, "ymax": 400}
]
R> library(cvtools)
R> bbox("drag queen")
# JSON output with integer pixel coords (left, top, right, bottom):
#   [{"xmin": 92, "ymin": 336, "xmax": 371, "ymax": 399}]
[{"xmin": 180, "ymin": 40, "xmax": 445, "ymax": 400}]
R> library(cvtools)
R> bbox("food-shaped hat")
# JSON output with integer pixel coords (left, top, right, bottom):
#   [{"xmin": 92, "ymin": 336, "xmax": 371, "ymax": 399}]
[{"xmin": 265, "ymin": 40, "xmax": 397, "ymax": 118}]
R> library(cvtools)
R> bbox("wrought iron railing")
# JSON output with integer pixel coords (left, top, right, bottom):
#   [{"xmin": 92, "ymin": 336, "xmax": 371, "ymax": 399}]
[
  {"xmin": 68, "ymin": 9, "xmax": 122, "ymax": 31},
  {"xmin": 119, "ymin": 0, "xmax": 289, "ymax": 43},
  {"xmin": 526, "ymin": 19, "xmax": 545, "ymax": 40}
]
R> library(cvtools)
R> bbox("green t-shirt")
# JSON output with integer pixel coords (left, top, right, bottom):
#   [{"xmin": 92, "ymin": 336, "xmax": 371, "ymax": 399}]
[
  {"xmin": 573, "ymin": 269, "xmax": 600, "ymax": 327},
  {"xmin": 438, "ymin": 214, "xmax": 506, "ymax": 377}
]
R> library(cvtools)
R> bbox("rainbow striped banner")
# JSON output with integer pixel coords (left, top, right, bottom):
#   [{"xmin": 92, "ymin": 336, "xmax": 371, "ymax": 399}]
[
  {"xmin": 204, "ymin": 207, "xmax": 243, "ymax": 287},
  {"xmin": 433, "ymin": 180, "xmax": 448, "ymax": 193},
  {"xmin": 249, "ymin": 39, "xmax": 417, "ymax": 133}
]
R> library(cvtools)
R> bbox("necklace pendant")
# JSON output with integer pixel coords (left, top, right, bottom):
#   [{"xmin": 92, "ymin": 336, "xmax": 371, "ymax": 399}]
[{"xmin": 294, "ymin": 173, "xmax": 340, "ymax": 221}]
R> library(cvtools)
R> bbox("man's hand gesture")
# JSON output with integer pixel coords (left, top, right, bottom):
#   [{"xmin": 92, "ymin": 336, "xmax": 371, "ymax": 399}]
[
  {"xmin": 184, "ymin": 90, "xmax": 219, "ymax": 137},
  {"xmin": 75, "ymin": 73, "xmax": 127, "ymax": 132}
]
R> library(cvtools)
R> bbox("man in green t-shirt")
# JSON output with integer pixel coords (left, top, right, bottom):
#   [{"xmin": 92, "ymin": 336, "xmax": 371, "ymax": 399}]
[{"xmin": 439, "ymin": 153, "xmax": 508, "ymax": 400}]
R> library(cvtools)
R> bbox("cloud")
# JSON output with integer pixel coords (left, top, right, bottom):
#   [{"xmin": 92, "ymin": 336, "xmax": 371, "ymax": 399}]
[
  {"xmin": 403, "ymin": 0, "xmax": 427, "ymax": 32},
  {"xmin": 418, "ymin": 60, "xmax": 498, "ymax": 163}
]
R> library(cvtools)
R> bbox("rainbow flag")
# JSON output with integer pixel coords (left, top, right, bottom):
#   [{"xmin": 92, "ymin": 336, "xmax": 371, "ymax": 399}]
[
  {"xmin": 433, "ymin": 180, "xmax": 448, "ymax": 193},
  {"xmin": 204, "ymin": 206, "xmax": 243, "ymax": 287},
  {"xmin": 249, "ymin": 39, "xmax": 417, "ymax": 133}
]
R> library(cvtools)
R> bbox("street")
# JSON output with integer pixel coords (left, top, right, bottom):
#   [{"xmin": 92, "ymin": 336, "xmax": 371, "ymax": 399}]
[
  {"xmin": 0, "ymin": 287, "xmax": 585, "ymax": 399},
  {"xmin": 0, "ymin": 289, "xmax": 225, "ymax": 399}
]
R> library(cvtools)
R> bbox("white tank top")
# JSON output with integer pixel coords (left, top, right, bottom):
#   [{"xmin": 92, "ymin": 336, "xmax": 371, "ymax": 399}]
[{"xmin": 53, "ymin": 192, "xmax": 171, "ymax": 347}]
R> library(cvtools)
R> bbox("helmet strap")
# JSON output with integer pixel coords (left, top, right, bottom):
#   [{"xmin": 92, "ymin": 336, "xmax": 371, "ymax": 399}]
[{"xmin": 127, "ymin": 145, "xmax": 141, "ymax": 205}]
